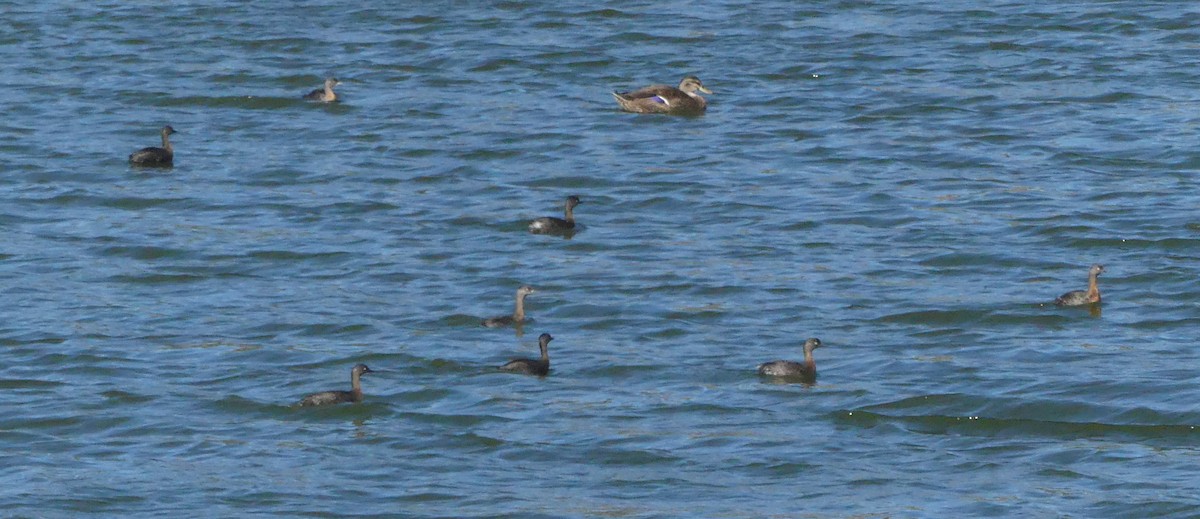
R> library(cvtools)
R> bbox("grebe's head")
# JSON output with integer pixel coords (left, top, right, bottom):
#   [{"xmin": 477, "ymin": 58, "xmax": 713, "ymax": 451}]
[{"xmin": 1089, "ymin": 264, "xmax": 1106, "ymax": 276}]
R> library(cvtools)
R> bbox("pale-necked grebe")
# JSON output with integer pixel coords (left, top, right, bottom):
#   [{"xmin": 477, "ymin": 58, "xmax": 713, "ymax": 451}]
[
  {"xmin": 481, "ymin": 285, "xmax": 536, "ymax": 328},
  {"xmin": 304, "ymin": 77, "xmax": 341, "ymax": 102},
  {"xmin": 500, "ymin": 333, "xmax": 552, "ymax": 376},
  {"xmin": 297, "ymin": 363, "xmax": 372, "ymax": 407},
  {"xmin": 758, "ymin": 338, "xmax": 823, "ymax": 381},
  {"xmin": 529, "ymin": 195, "xmax": 581, "ymax": 234},
  {"xmin": 129, "ymin": 126, "xmax": 178, "ymax": 166},
  {"xmin": 612, "ymin": 76, "xmax": 713, "ymax": 115},
  {"xmin": 1055, "ymin": 264, "xmax": 1105, "ymax": 306}
]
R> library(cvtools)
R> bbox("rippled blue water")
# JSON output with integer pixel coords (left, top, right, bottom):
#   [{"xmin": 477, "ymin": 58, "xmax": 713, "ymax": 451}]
[{"xmin": 3, "ymin": 1, "xmax": 1199, "ymax": 517}]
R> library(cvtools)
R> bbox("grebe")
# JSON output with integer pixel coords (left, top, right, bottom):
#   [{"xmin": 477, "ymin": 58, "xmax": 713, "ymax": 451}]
[
  {"xmin": 758, "ymin": 338, "xmax": 823, "ymax": 382},
  {"xmin": 1055, "ymin": 264, "xmax": 1105, "ymax": 306},
  {"xmin": 304, "ymin": 77, "xmax": 341, "ymax": 102},
  {"xmin": 500, "ymin": 333, "xmax": 552, "ymax": 376},
  {"xmin": 529, "ymin": 195, "xmax": 581, "ymax": 234},
  {"xmin": 481, "ymin": 285, "xmax": 536, "ymax": 328},
  {"xmin": 297, "ymin": 363, "xmax": 372, "ymax": 407},
  {"xmin": 129, "ymin": 126, "xmax": 178, "ymax": 166}
]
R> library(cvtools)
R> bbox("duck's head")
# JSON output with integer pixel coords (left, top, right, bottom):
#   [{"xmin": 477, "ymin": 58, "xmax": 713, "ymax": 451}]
[{"xmin": 679, "ymin": 76, "xmax": 713, "ymax": 95}]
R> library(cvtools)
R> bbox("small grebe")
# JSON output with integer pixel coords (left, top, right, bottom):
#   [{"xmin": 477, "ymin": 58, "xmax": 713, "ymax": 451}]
[
  {"xmin": 481, "ymin": 285, "xmax": 536, "ymax": 328},
  {"xmin": 304, "ymin": 77, "xmax": 341, "ymax": 102},
  {"xmin": 129, "ymin": 126, "xmax": 178, "ymax": 166},
  {"xmin": 529, "ymin": 195, "xmax": 581, "ymax": 235},
  {"xmin": 612, "ymin": 76, "xmax": 713, "ymax": 115},
  {"xmin": 500, "ymin": 333, "xmax": 552, "ymax": 376},
  {"xmin": 758, "ymin": 338, "xmax": 823, "ymax": 382},
  {"xmin": 297, "ymin": 363, "xmax": 372, "ymax": 407},
  {"xmin": 1055, "ymin": 264, "xmax": 1105, "ymax": 306}
]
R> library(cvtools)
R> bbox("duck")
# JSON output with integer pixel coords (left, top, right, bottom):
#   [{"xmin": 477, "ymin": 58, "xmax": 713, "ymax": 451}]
[
  {"xmin": 529, "ymin": 195, "xmax": 581, "ymax": 235},
  {"xmin": 297, "ymin": 363, "xmax": 372, "ymax": 407},
  {"xmin": 128, "ymin": 126, "xmax": 178, "ymax": 166},
  {"xmin": 303, "ymin": 77, "xmax": 341, "ymax": 102},
  {"xmin": 612, "ymin": 76, "xmax": 712, "ymax": 115},
  {"xmin": 1055, "ymin": 264, "xmax": 1105, "ymax": 306},
  {"xmin": 500, "ymin": 333, "xmax": 552, "ymax": 376},
  {"xmin": 757, "ymin": 338, "xmax": 823, "ymax": 382},
  {"xmin": 481, "ymin": 285, "xmax": 536, "ymax": 328}
]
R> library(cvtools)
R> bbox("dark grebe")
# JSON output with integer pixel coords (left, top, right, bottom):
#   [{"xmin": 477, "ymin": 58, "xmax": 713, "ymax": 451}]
[
  {"xmin": 612, "ymin": 76, "xmax": 713, "ymax": 115},
  {"xmin": 304, "ymin": 77, "xmax": 341, "ymax": 102},
  {"xmin": 529, "ymin": 195, "xmax": 581, "ymax": 235},
  {"xmin": 481, "ymin": 285, "xmax": 536, "ymax": 328},
  {"xmin": 1055, "ymin": 264, "xmax": 1105, "ymax": 306},
  {"xmin": 129, "ymin": 126, "xmax": 177, "ymax": 166},
  {"xmin": 758, "ymin": 338, "xmax": 823, "ymax": 382},
  {"xmin": 500, "ymin": 333, "xmax": 552, "ymax": 376},
  {"xmin": 297, "ymin": 363, "xmax": 372, "ymax": 407}
]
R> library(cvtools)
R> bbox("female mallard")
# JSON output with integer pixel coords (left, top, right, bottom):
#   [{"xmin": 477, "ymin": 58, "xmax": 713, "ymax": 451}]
[{"xmin": 612, "ymin": 76, "xmax": 712, "ymax": 115}]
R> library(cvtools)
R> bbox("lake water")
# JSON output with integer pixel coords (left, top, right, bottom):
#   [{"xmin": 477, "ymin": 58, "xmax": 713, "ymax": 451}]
[{"xmin": 2, "ymin": 1, "xmax": 1199, "ymax": 517}]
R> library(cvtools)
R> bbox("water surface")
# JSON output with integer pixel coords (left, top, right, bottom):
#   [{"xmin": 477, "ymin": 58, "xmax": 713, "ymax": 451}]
[{"xmin": 2, "ymin": 1, "xmax": 1199, "ymax": 517}]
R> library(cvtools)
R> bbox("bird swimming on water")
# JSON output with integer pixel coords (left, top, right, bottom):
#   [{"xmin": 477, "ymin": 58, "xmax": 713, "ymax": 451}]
[
  {"xmin": 612, "ymin": 76, "xmax": 713, "ymax": 115},
  {"xmin": 304, "ymin": 77, "xmax": 341, "ymax": 102},
  {"xmin": 481, "ymin": 285, "xmax": 536, "ymax": 328},
  {"xmin": 1055, "ymin": 264, "xmax": 1105, "ymax": 306},
  {"xmin": 757, "ymin": 338, "xmax": 824, "ymax": 383},
  {"xmin": 529, "ymin": 195, "xmax": 581, "ymax": 235},
  {"xmin": 129, "ymin": 125, "xmax": 178, "ymax": 166},
  {"xmin": 499, "ymin": 333, "xmax": 553, "ymax": 376},
  {"xmin": 297, "ymin": 363, "xmax": 373, "ymax": 407}
]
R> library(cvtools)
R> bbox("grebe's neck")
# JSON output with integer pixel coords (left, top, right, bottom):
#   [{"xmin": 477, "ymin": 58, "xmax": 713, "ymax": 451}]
[
  {"xmin": 564, "ymin": 202, "xmax": 575, "ymax": 223},
  {"xmin": 350, "ymin": 370, "xmax": 363, "ymax": 400},
  {"xmin": 1086, "ymin": 271, "xmax": 1101, "ymax": 302},
  {"xmin": 513, "ymin": 292, "xmax": 527, "ymax": 321},
  {"xmin": 161, "ymin": 131, "xmax": 173, "ymax": 153}
]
